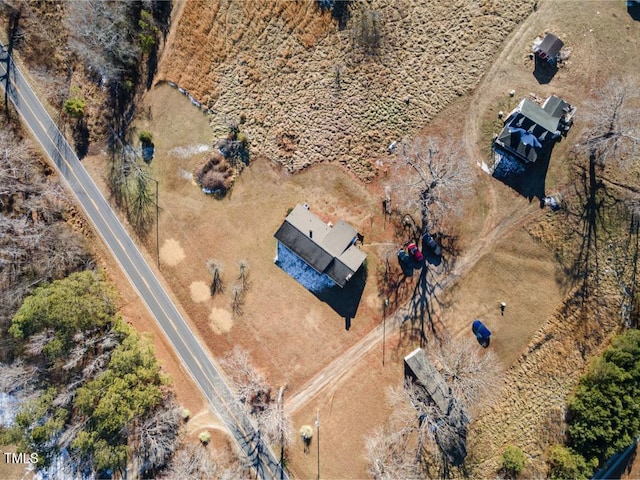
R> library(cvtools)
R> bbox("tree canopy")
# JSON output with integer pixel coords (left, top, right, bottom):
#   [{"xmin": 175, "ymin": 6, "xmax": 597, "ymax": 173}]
[
  {"xmin": 567, "ymin": 329, "xmax": 640, "ymax": 467},
  {"xmin": 72, "ymin": 319, "xmax": 167, "ymax": 473},
  {"xmin": 10, "ymin": 271, "xmax": 116, "ymax": 359}
]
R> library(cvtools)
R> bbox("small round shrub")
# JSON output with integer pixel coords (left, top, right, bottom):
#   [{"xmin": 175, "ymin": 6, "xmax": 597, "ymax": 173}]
[
  {"xmin": 502, "ymin": 445, "xmax": 526, "ymax": 478},
  {"xmin": 198, "ymin": 431, "xmax": 211, "ymax": 445},
  {"xmin": 181, "ymin": 408, "xmax": 191, "ymax": 422},
  {"xmin": 64, "ymin": 96, "xmax": 86, "ymax": 119},
  {"xmin": 300, "ymin": 425, "xmax": 313, "ymax": 442},
  {"xmin": 138, "ymin": 130, "xmax": 153, "ymax": 145}
]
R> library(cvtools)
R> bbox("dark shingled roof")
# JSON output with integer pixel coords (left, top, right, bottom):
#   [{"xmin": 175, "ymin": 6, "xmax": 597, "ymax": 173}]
[
  {"xmin": 494, "ymin": 96, "xmax": 571, "ymax": 163},
  {"xmin": 535, "ymin": 32, "xmax": 564, "ymax": 60},
  {"xmin": 274, "ymin": 204, "xmax": 366, "ymax": 288}
]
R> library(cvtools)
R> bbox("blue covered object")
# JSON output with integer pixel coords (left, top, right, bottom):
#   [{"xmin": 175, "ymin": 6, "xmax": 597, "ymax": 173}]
[
  {"xmin": 508, "ymin": 127, "xmax": 542, "ymax": 149},
  {"xmin": 472, "ymin": 320, "xmax": 491, "ymax": 347},
  {"xmin": 275, "ymin": 242, "xmax": 336, "ymax": 293}
]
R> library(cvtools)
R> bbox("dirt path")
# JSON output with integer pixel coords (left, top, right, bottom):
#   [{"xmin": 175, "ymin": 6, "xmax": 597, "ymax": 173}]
[
  {"xmin": 285, "ymin": 4, "xmax": 549, "ymax": 416},
  {"xmin": 285, "ymin": 203, "xmax": 540, "ymax": 415}
]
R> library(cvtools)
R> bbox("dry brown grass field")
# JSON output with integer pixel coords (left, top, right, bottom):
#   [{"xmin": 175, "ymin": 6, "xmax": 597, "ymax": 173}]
[
  {"xmin": 6, "ymin": 0, "xmax": 640, "ymax": 478},
  {"xmin": 89, "ymin": 0, "xmax": 640, "ymax": 477}
]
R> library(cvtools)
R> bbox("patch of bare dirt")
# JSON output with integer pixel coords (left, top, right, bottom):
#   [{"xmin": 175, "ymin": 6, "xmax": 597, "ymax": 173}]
[
  {"xmin": 190, "ymin": 281, "xmax": 210, "ymax": 303},
  {"xmin": 209, "ymin": 308, "xmax": 233, "ymax": 335},
  {"xmin": 160, "ymin": 238, "xmax": 186, "ymax": 266},
  {"xmin": 159, "ymin": 0, "xmax": 536, "ymax": 180}
]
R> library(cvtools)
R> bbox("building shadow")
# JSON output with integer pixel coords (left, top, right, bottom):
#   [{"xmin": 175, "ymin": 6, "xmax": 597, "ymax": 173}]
[
  {"xmin": 492, "ymin": 141, "xmax": 555, "ymax": 203},
  {"xmin": 314, "ymin": 264, "xmax": 366, "ymax": 319},
  {"xmin": 533, "ymin": 56, "xmax": 559, "ymax": 84},
  {"xmin": 628, "ymin": 2, "xmax": 640, "ymax": 21}
]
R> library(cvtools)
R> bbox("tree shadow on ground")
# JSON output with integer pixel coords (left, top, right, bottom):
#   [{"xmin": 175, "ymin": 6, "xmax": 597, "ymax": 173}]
[
  {"xmin": 492, "ymin": 142, "xmax": 555, "ymax": 204},
  {"xmin": 533, "ymin": 56, "xmax": 559, "ymax": 84},
  {"xmin": 396, "ymin": 257, "xmax": 453, "ymax": 351},
  {"xmin": 313, "ymin": 264, "xmax": 367, "ymax": 320},
  {"xmin": 564, "ymin": 160, "xmax": 627, "ymax": 308}
]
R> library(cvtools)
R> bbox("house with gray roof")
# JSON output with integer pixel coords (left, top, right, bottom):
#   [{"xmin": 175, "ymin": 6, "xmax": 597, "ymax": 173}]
[
  {"xmin": 493, "ymin": 94, "xmax": 575, "ymax": 164},
  {"xmin": 273, "ymin": 204, "xmax": 366, "ymax": 288}
]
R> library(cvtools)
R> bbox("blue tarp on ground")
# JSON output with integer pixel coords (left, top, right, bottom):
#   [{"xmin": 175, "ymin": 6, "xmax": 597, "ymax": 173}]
[{"xmin": 275, "ymin": 242, "xmax": 337, "ymax": 293}]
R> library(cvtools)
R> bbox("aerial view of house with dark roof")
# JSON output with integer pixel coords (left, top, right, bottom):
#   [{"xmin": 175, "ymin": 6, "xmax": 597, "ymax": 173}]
[
  {"xmin": 274, "ymin": 204, "xmax": 366, "ymax": 289},
  {"xmin": 533, "ymin": 32, "xmax": 564, "ymax": 64},
  {"xmin": 493, "ymin": 94, "xmax": 576, "ymax": 164}
]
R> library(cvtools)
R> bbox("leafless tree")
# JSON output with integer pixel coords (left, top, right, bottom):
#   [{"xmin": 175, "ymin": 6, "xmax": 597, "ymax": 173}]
[
  {"xmin": 0, "ymin": 360, "xmax": 37, "ymax": 396},
  {"xmin": 231, "ymin": 284, "xmax": 245, "ymax": 316},
  {"xmin": 206, "ymin": 259, "xmax": 224, "ymax": 297},
  {"xmin": 428, "ymin": 336, "xmax": 500, "ymax": 408},
  {"xmin": 394, "ymin": 136, "xmax": 474, "ymax": 232},
  {"xmin": 261, "ymin": 385, "xmax": 293, "ymax": 462},
  {"xmin": 126, "ymin": 162, "xmax": 155, "ymax": 236},
  {"xmin": 131, "ymin": 400, "xmax": 182, "ymax": 475},
  {"xmin": 575, "ymin": 79, "xmax": 639, "ymax": 169},
  {"xmin": 365, "ymin": 385, "xmax": 441, "ymax": 479},
  {"xmin": 0, "ymin": 131, "xmax": 90, "ymax": 330},
  {"xmin": 365, "ymin": 338, "xmax": 498, "ymax": 478},
  {"xmin": 238, "ymin": 260, "xmax": 250, "ymax": 291},
  {"xmin": 24, "ymin": 329, "xmax": 56, "ymax": 357},
  {"xmin": 220, "ymin": 348, "xmax": 293, "ymax": 463},
  {"xmin": 161, "ymin": 442, "xmax": 219, "ymax": 479},
  {"xmin": 65, "ymin": 0, "xmax": 140, "ymax": 84},
  {"xmin": 220, "ymin": 347, "xmax": 271, "ymax": 415}
]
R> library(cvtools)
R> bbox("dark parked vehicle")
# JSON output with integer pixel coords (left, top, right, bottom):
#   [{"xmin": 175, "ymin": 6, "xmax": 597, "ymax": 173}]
[
  {"xmin": 398, "ymin": 250, "xmax": 414, "ymax": 277},
  {"xmin": 472, "ymin": 319, "xmax": 491, "ymax": 348},
  {"xmin": 422, "ymin": 232, "xmax": 442, "ymax": 256}
]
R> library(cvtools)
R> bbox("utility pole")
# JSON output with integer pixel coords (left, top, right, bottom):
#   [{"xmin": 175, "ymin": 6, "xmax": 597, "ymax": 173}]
[
  {"xmin": 315, "ymin": 409, "xmax": 320, "ymax": 480},
  {"xmin": 382, "ymin": 298, "xmax": 388, "ymax": 366},
  {"xmin": 148, "ymin": 176, "xmax": 160, "ymax": 268}
]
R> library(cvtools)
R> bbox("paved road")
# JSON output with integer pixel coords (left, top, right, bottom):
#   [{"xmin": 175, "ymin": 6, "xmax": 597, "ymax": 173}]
[{"xmin": 0, "ymin": 42, "xmax": 285, "ymax": 480}]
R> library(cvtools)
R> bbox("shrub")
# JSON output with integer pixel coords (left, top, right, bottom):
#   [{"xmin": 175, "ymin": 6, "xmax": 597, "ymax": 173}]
[
  {"xmin": 547, "ymin": 444, "xmax": 595, "ymax": 480},
  {"xmin": 502, "ymin": 445, "xmax": 526, "ymax": 478},
  {"xmin": 64, "ymin": 96, "xmax": 86, "ymax": 119},
  {"xmin": 198, "ymin": 431, "xmax": 211, "ymax": 445},
  {"xmin": 196, "ymin": 152, "xmax": 235, "ymax": 195},
  {"xmin": 201, "ymin": 170, "xmax": 228, "ymax": 192},
  {"xmin": 300, "ymin": 425, "xmax": 313, "ymax": 442},
  {"xmin": 138, "ymin": 130, "xmax": 153, "ymax": 146},
  {"xmin": 181, "ymin": 408, "xmax": 191, "ymax": 422}
]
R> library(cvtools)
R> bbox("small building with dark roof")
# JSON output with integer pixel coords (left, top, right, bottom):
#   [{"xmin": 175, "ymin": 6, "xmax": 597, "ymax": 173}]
[
  {"xmin": 533, "ymin": 32, "xmax": 564, "ymax": 63},
  {"xmin": 493, "ymin": 95, "xmax": 575, "ymax": 164},
  {"xmin": 273, "ymin": 204, "xmax": 366, "ymax": 288},
  {"xmin": 404, "ymin": 348, "xmax": 469, "ymax": 466}
]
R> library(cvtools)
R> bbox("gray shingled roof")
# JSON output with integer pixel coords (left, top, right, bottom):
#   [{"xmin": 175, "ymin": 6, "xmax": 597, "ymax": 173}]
[
  {"xmin": 274, "ymin": 204, "xmax": 366, "ymax": 288},
  {"xmin": 494, "ymin": 97, "xmax": 567, "ymax": 163}
]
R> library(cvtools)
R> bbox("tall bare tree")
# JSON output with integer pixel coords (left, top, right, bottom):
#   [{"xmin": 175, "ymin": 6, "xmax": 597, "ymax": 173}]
[
  {"xmin": 575, "ymin": 79, "xmax": 639, "ymax": 169},
  {"xmin": 429, "ymin": 336, "xmax": 500, "ymax": 408},
  {"xmin": 220, "ymin": 348, "xmax": 293, "ymax": 463},
  {"xmin": 65, "ymin": 0, "xmax": 140, "ymax": 84},
  {"xmin": 394, "ymin": 136, "xmax": 474, "ymax": 232}
]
